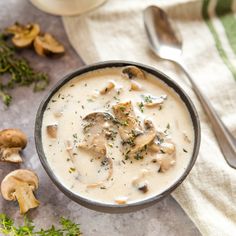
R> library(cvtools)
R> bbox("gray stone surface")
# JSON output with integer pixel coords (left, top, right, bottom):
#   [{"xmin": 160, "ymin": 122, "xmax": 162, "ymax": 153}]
[{"xmin": 0, "ymin": 1, "xmax": 201, "ymax": 235}]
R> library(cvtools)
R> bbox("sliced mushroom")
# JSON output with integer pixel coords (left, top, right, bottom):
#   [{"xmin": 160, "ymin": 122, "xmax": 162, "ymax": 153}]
[
  {"xmin": 143, "ymin": 94, "xmax": 167, "ymax": 107},
  {"xmin": 155, "ymin": 152, "xmax": 176, "ymax": 172},
  {"xmin": 130, "ymin": 80, "xmax": 142, "ymax": 91},
  {"xmin": 114, "ymin": 196, "xmax": 128, "ymax": 204},
  {"xmin": 54, "ymin": 109, "xmax": 64, "ymax": 118},
  {"xmin": 78, "ymin": 112, "xmax": 115, "ymax": 157},
  {"xmin": 129, "ymin": 120, "xmax": 156, "ymax": 156},
  {"xmin": 34, "ymin": 33, "xmax": 65, "ymax": 56},
  {"xmin": 46, "ymin": 124, "xmax": 58, "ymax": 138},
  {"xmin": 112, "ymin": 101, "xmax": 142, "ymax": 141},
  {"xmin": 100, "ymin": 81, "xmax": 115, "ymax": 94},
  {"xmin": 132, "ymin": 169, "xmax": 150, "ymax": 193},
  {"xmin": 122, "ymin": 66, "xmax": 145, "ymax": 80},
  {"xmin": 149, "ymin": 140, "xmax": 175, "ymax": 155},
  {"xmin": 1, "ymin": 169, "xmax": 40, "ymax": 214},
  {"xmin": 5, "ymin": 22, "xmax": 25, "ymax": 34},
  {"xmin": 113, "ymin": 102, "xmax": 157, "ymax": 159},
  {"xmin": 160, "ymin": 142, "xmax": 175, "ymax": 154},
  {"xmin": 5, "ymin": 23, "xmax": 40, "ymax": 48},
  {"xmin": 0, "ymin": 129, "xmax": 27, "ymax": 163},
  {"xmin": 138, "ymin": 182, "xmax": 149, "ymax": 193},
  {"xmin": 149, "ymin": 142, "xmax": 160, "ymax": 152}
]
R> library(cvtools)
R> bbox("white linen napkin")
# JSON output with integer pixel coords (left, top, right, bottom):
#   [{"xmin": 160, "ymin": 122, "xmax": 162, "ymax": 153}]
[{"xmin": 62, "ymin": 0, "xmax": 236, "ymax": 235}]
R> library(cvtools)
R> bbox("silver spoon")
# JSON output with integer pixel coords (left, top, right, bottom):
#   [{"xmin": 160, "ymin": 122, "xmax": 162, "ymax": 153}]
[{"xmin": 143, "ymin": 5, "xmax": 236, "ymax": 168}]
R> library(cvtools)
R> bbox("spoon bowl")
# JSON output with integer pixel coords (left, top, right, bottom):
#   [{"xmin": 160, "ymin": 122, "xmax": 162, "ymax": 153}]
[
  {"xmin": 144, "ymin": 6, "xmax": 182, "ymax": 60},
  {"xmin": 143, "ymin": 5, "xmax": 236, "ymax": 168}
]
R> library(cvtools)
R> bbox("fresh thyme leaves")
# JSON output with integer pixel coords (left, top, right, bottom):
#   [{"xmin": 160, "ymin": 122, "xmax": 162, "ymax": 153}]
[
  {"xmin": 0, "ymin": 213, "xmax": 82, "ymax": 236},
  {"xmin": 0, "ymin": 34, "xmax": 49, "ymax": 106}
]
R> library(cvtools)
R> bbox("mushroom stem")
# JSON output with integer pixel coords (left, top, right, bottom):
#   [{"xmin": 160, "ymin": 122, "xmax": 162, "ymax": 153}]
[
  {"xmin": 0, "ymin": 128, "xmax": 27, "ymax": 163},
  {"xmin": 15, "ymin": 184, "xmax": 40, "ymax": 214},
  {"xmin": 0, "ymin": 147, "xmax": 22, "ymax": 163}
]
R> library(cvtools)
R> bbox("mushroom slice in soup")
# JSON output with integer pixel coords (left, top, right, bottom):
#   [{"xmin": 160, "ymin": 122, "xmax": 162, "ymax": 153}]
[
  {"xmin": 122, "ymin": 66, "xmax": 146, "ymax": 80},
  {"xmin": 130, "ymin": 80, "xmax": 142, "ymax": 91},
  {"xmin": 78, "ymin": 112, "xmax": 116, "ymax": 157},
  {"xmin": 46, "ymin": 124, "xmax": 58, "ymax": 138},
  {"xmin": 113, "ymin": 102, "xmax": 157, "ymax": 159},
  {"xmin": 112, "ymin": 101, "xmax": 142, "ymax": 141},
  {"xmin": 132, "ymin": 168, "xmax": 151, "ymax": 193},
  {"xmin": 141, "ymin": 94, "xmax": 167, "ymax": 108},
  {"xmin": 100, "ymin": 81, "xmax": 115, "ymax": 94},
  {"xmin": 128, "ymin": 120, "xmax": 156, "ymax": 156},
  {"xmin": 154, "ymin": 152, "xmax": 176, "ymax": 172},
  {"xmin": 114, "ymin": 196, "xmax": 128, "ymax": 204}
]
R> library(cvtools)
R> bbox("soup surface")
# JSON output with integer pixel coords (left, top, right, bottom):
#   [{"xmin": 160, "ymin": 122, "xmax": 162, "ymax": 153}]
[{"xmin": 42, "ymin": 66, "xmax": 194, "ymax": 204}]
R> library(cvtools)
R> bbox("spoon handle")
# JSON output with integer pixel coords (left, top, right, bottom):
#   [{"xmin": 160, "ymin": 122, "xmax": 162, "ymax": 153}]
[{"xmin": 176, "ymin": 60, "xmax": 236, "ymax": 168}]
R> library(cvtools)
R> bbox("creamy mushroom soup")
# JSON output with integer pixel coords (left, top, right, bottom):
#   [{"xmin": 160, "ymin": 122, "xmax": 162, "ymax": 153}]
[{"xmin": 42, "ymin": 66, "xmax": 194, "ymax": 204}]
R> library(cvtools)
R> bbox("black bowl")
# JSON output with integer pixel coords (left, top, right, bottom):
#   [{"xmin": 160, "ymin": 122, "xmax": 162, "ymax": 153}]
[{"xmin": 35, "ymin": 60, "xmax": 201, "ymax": 213}]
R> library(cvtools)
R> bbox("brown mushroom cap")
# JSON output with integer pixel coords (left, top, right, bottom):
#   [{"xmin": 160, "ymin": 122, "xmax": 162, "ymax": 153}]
[
  {"xmin": 0, "ymin": 129, "xmax": 27, "ymax": 149},
  {"xmin": 122, "ymin": 66, "xmax": 145, "ymax": 80},
  {"xmin": 6, "ymin": 23, "xmax": 40, "ymax": 48},
  {"xmin": 1, "ymin": 169, "xmax": 40, "ymax": 214},
  {"xmin": 79, "ymin": 112, "xmax": 115, "ymax": 157},
  {"xmin": 34, "ymin": 33, "xmax": 65, "ymax": 56}
]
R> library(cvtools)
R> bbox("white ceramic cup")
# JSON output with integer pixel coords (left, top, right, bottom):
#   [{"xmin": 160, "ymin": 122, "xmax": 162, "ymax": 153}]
[{"xmin": 30, "ymin": 0, "xmax": 107, "ymax": 16}]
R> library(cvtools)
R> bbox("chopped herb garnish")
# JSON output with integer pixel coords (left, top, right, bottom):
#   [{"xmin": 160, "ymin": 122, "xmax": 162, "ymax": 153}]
[
  {"xmin": 87, "ymin": 98, "xmax": 94, "ymax": 102},
  {"xmin": 166, "ymin": 123, "xmax": 170, "ymax": 129},
  {"xmin": 69, "ymin": 167, "xmax": 76, "ymax": 173},
  {"xmin": 183, "ymin": 148, "xmax": 188, "ymax": 153},
  {"xmin": 138, "ymin": 102, "xmax": 144, "ymax": 113},
  {"xmin": 142, "ymin": 95, "xmax": 153, "ymax": 103},
  {"xmin": 134, "ymin": 152, "xmax": 143, "ymax": 160},
  {"xmin": 108, "ymin": 143, "xmax": 113, "ymax": 148},
  {"xmin": 113, "ymin": 96, "xmax": 120, "ymax": 101},
  {"xmin": 73, "ymin": 133, "xmax": 78, "ymax": 139},
  {"xmin": 119, "ymin": 106, "xmax": 126, "ymax": 112}
]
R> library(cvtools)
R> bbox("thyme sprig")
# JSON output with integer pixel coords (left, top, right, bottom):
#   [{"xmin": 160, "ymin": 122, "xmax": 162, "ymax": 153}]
[
  {"xmin": 0, "ymin": 34, "xmax": 49, "ymax": 106},
  {"xmin": 0, "ymin": 213, "xmax": 82, "ymax": 236}
]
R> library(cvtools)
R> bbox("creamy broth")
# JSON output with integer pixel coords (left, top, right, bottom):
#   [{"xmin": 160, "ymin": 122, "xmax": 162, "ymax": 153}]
[{"xmin": 42, "ymin": 67, "xmax": 194, "ymax": 204}]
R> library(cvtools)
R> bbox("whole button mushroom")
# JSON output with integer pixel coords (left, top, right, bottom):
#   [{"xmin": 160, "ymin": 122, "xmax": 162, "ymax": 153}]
[
  {"xmin": 0, "ymin": 129, "xmax": 27, "ymax": 163},
  {"xmin": 1, "ymin": 169, "xmax": 40, "ymax": 214}
]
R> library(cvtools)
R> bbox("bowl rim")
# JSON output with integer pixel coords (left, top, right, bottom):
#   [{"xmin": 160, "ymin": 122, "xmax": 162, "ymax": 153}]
[{"xmin": 35, "ymin": 60, "xmax": 201, "ymax": 212}]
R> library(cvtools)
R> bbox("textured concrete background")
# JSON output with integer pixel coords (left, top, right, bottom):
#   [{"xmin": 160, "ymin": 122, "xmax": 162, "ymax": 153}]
[{"xmin": 0, "ymin": 1, "xmax": 201, "ymax": 235}]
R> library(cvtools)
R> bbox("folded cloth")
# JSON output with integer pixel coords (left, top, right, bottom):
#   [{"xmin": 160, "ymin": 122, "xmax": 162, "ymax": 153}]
[{"xmin": 63, "ymin": 0, "xmax": 236, "ymax": 235}]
